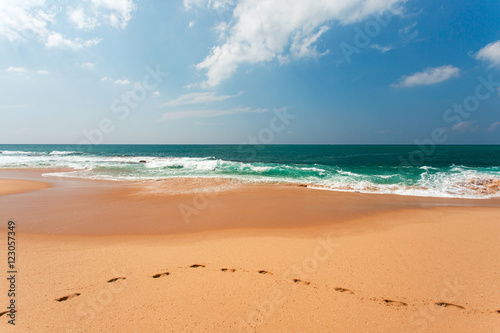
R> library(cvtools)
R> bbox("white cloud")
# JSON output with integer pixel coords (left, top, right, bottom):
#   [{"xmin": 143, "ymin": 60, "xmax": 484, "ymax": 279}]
[
  {"xmin": 101, "ymin": 76, "xmax": 130, "ymax": 84},
  {"xmin": 476, "ymin": 40, "xmax": 500, "ymax": 68},
  {"xmin": 68, "ymin": 7, "xmax": 98, "ymax": 30},
  {"xmin": 86, "ymin": 0, "xmax": 136, "ymax": 29},
  {"xmin": 188, "ymin": 21, "xmax": 195, "ymax": 29},
  {"xmin": 488, "ymin": 122, "xmax": 500, "ymax": 132},
  {"xmin": 37, "ymin": 69, "xmax": 49, "ymax": 75},
  {"xmin": 0, "ymin": 0, "xmax": 135, "ymax": 50},
  {"xmin": 290, "ymin": 25, "xmax": 330, "ymax": 59},
  {"xmin": 45, "ymin": 32, "xmax": 102, "ymax": 50},
  {"xmin": 183, "ymin": 0, "xmax": 234, "ymax": 11},
  {"xmin": 80, "ymin": 62, "xmax": 96, "ymax": 70},
  {"xmin": 392, "ymin": 65, "xmax": 460, "ymax": 88},
  {"xmin": 113, "ymin": 79, "xmax": 130, "ymax": 85},
  {"xmin": 162, "ymin": 91, "xmax": 240, "ymax": 107},
  {"xmin": 452, "ymin": 121, "xmax": 477, "ymax": 133},
  {"xmin": 0, "ymin": 0, "xmax": 53, "ymax": 42},
  {"xmin": 6, "ymin": 66, "xmax": 27, "ymax": 74},
  {"xmin": 159, "ymin": 106, "xmax": 267, "ymax": 121},
  {"xmin": 369, "ymin": 44, "xmax": 392, "ymax": 53},
  {"xmin": 152, "ymin": 91, "xmax": 160, "ymax": 97},
  {"xmin": 399, "ymin": 22, "xmax": 417, "ymax": 34},
  {"xmin": 189, "ymin": 0, "xmax": 405, "ymax": 87}
]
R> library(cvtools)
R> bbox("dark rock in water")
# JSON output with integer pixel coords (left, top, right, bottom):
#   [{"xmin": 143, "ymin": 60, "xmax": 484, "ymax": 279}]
[
  {"xmin": 298, "ymin": 184, "xmax": 307, "ymax": 187},
  {"xmin": 139, "ymin": 160, "xmax": 147, "ymax": 163}
]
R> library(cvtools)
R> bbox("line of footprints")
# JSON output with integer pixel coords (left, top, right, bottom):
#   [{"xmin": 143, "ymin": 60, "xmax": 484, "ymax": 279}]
[{"xmin": 2, "ymin": 264, "xmax": 499, "ymax": 318}]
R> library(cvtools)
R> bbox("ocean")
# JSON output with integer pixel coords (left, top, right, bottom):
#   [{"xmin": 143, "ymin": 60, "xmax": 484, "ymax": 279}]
[{"xmin": 1, "ymin": 144, "xmax": 500, "ymax": 199}]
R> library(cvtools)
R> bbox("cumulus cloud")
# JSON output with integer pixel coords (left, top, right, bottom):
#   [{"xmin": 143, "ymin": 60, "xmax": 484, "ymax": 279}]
[
  {"xmin": 476, "ymin": 40, "xmax": 500, "ymax": 68},
  {"xmin": 159, "ymin": 106, "xmax": 266, "ymax": 121},
  {"xmin": 187, "ymin": 0, "xmax": 405, "ymax": 87},
  {"xmin": 162, "ymin": 91, "xmax": 240, "ymax": 107},
  {"xmin": 392, "ymin": 65, "xmax": 460, "ymax": 88},
  {"xmin": 0, "ymin": 0, "xmax": 135, "ymax": 50}
]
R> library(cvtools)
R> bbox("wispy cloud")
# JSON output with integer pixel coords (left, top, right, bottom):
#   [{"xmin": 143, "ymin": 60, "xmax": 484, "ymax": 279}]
[
  {"xmin": 5, "ymin": 66, "xmax": 26, "ymax": 74},
  {"xmin": 114, "ymin": 79, "xmax": 130, "ymax": 85},
  {"xmin": 45, "ymin": 33, "xmax": 102, "ymax": 50},
  {"xmin": 68, "ymin": 0, "xmax": 136, "ymax": 30},
  {"xmin": 188, "ymin": 0, "xmax": 406, "ymax": 86},
  {"xmin": 369, "ymin": 44, "xmax": 393, "ymax": 53},
  {"xmin": 488, "ymin": 122, "xmax": 500, "ymax": 132},
  {"xmin": 80, "ymin": 62, "xmax": 96, "ymax": 70},
  {"xmin": 475, "ymin": 40, "xmax": 500, "ymax": 68},
  {"xmin": 100, "ymin": 76, "xmax": 130, "ymax": 85},
  {"xmin": 68, "ymin": 7, "xmax": 98, "ymax": 30},
  {"xmin": 452, "ymin": 121, "xmax": 478, "ymax": 133},
  {"xmin": 37, "ymin": 70, "xmax": 49, "ymax": 75},
  {"xmin": 392, "ymin": 65, "xmax": 460, "ymax": 88},
  {"xmin": 159, "ymin": 106, "xmax": 267, "ymax": 121},
  {"xmin": 162, "ymin": 91, "xmax": 241, "ymax": 107}
]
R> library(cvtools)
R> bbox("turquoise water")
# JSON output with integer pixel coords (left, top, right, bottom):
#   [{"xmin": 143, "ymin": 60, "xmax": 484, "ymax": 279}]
[{"xmin": 1, "ymin": 144, "xmax": 500, "ymax": 199}]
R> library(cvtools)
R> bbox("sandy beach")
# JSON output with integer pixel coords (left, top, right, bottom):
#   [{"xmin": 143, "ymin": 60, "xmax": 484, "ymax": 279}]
[{"xmin": 0, "ymin": 170, "xmax": 499, "ymax": 332}]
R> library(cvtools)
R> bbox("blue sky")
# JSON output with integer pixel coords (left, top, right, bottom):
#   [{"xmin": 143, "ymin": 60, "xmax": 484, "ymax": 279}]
[{"xmin": 0, "ymin": 0, "xmax": 499, "ymax": 144}]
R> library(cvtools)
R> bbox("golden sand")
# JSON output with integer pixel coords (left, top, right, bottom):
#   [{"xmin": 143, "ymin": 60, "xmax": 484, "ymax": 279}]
[{"xmin": 0, "ymin": 170, "xmax": 499, "ymax": 332}]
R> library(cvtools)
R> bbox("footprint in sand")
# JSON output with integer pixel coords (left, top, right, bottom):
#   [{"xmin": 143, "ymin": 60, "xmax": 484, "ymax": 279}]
[
  {"xmin": 107, "ymin": 277, "xmax": 126, "ymax": 283},
  {"xmin": 221, "ymin": 268, "xmax": 236, "ymax": 272},
  {"xmin": 152, "ymin": 272, "xmax": 170, "ymax": 279},
  {"xmin": 292, "ymin": 279, "xmax": 310, "ymax": 285},
  {"xmin": 0, "ymin": 310, "xmax": 13, "ymax": 317},
  {"xmin": 334, "ymin": 287, "xmax": 354, "ymax": 294},
  {"xmin": 258, "ymin": 270, "xmax": 273, "ymax": 275},
  {"xmin": 382, "ymin": 299, "xmax": 408, "ymax": 307},
  {"xmin": 55, "ymin": 293, "xmax": 81, "ymax": 302},
  {"xmin": 435, "ymin": 302, "xmax": 465, "ymax": 309},
  {"xmin": 190, "ymin": 264, "xmax": 205, "ymax": 268}
]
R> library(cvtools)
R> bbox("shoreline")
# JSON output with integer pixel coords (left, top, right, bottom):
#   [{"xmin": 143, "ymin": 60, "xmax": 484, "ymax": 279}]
[{"xmin": 2, "ymin": 168, "xmax": 500, "ymax": 236}]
